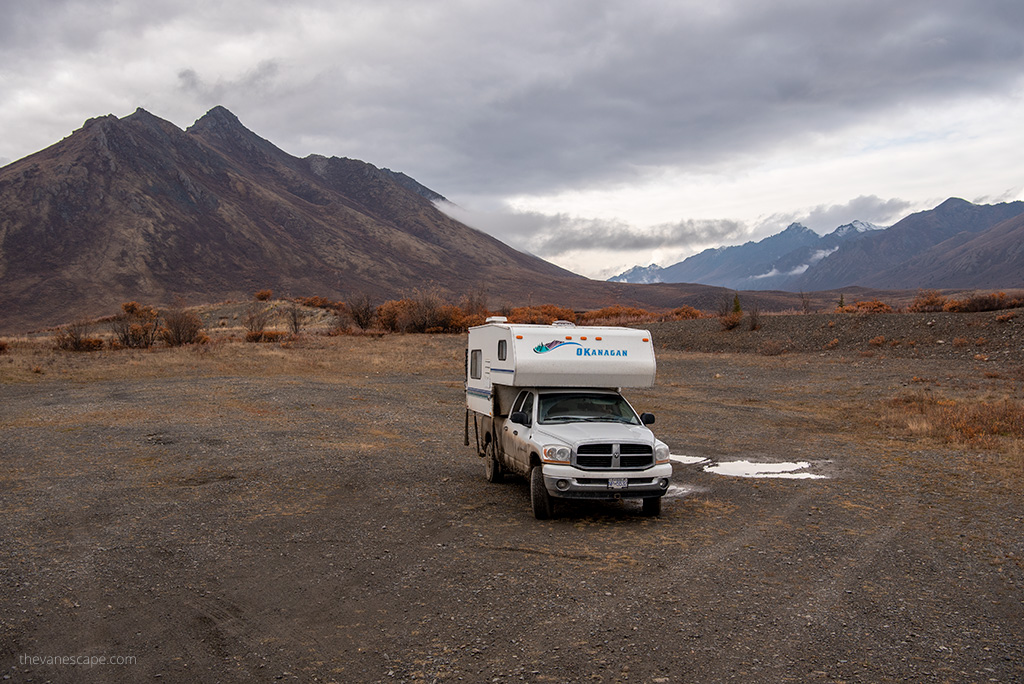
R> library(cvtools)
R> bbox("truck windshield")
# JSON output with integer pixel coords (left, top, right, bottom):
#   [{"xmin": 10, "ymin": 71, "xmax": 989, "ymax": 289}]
[{"xmin": 538, "ymin": 393, "xmax": 640, "ymax": 425}]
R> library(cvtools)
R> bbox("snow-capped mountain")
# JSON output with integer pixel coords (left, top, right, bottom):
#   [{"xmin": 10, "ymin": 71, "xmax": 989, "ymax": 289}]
[{"xmin": 608, "ymin": 200, "xmax": 1024, "ymax": 291}]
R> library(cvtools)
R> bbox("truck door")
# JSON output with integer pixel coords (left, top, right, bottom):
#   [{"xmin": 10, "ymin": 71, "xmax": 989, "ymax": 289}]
[{"xmin": 504, "ymin": 390, "xmax": 534, "ymax": 473}]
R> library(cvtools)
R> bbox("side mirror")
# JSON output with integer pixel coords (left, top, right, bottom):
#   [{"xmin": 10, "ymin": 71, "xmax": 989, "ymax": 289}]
[
  {"xmin": 510, "ymin": 411, "xmax": 529, "ymax": 425},
  {"xmin": 640, "ymin": 412, "xmax": 656, "ymax": 425}
]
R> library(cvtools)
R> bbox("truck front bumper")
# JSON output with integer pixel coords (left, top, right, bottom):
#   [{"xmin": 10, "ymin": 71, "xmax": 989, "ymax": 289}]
[{"xmin": 540, "ymin": 463, "xmax": 672, "ymax": 500}]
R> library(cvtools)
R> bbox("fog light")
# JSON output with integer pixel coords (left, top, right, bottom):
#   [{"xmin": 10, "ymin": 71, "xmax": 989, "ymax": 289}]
[
  {"xmin": 556, "ymin": 479, "xmax": 570, "ymax": 491},
  {"xmin": 658, "ymin": 478, "xmax": 670, "ymax": 489}
]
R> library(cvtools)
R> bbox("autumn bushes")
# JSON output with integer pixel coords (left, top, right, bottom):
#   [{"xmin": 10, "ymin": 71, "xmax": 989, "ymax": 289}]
[
  {"xmin": 342, "ymin": 292, "xmax": 706, "ymax": 334},
  {"xmin": 907, "ymin": 289, "xmax": 1023, "ymax": 313},
  {"xmin": 45, "ymin": 286, "xmax": 1024, "ymax": 352},
  {"xmin": 54, "ymin": 301, "xmax": 207, "ymax": 351},
  {"xmin": 53, "ymin": 320, "xmax": 105, "ymax": 351},
  {"xmin": 111, "ymin": 301, "xmax": 206, "ymax": 348}
]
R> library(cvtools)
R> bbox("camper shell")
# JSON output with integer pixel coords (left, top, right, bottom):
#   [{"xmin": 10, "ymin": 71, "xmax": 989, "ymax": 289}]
[{"xmin": 465, "ymin": 317, "xmax": 672, "ymax": 518}]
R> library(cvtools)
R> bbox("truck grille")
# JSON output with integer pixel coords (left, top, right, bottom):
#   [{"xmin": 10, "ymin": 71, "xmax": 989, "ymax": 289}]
[{"xmin": 574, "ymin": 443, "xmax": 653, "ymax": 470}]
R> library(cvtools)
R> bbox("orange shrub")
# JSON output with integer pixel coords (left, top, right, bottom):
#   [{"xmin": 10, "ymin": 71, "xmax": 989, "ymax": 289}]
[
  {"xmin": 376, "ymin": 298, "xmax": 418, "ymax": 332},
  {"xmin": 254, "ymin": 289, "xmax": 274, "ymax": 301},
  {"xmin": 54, "ymin": 321, "xmax": 104, "ymax": 352},
  {"xmin": 835, "ymin": 300, "xmax": 893, "ymax": 314},
  {"xmin": 375, "ymin": 294, "xmax": 469, "ymax": 333},
  {"xmin": 665, "ymin": 306, "xmax": 704, "ymax": 320},
  {"xmin": 943, "ymin": 291, "xmax": 1022, "ymax": 313},
  {"xmin": 579, "ymin": 306, "xmax": 655, "ymax": 325},
  {"xmin": 506, "ymin": 305, "xmax": 577, "ymax": 325},
  {"xmin": 109, "ymin": 302, "xmax": 160, "ymax": 348},
  {"xmin": 907, "ymin": 289, "xmax": 948, "ymax": 312},
  {"xmin": 719, "ymin": 311, "xmax": 743, "ymax": 330},
  {"xmin": 296, "ymin": 295, "xmax": 341, "ymax": 310},
  {"xmin": 424, "ymin": 305, "xmax": 468, "ymax": 333}
]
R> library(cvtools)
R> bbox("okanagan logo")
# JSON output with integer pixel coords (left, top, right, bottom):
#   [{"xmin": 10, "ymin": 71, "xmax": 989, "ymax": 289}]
[
  {"xmin": 533, "ymin": 339, "xmax": 578, "ymax": 354},
  {"xmin": 533, "ymin": 340, "xmax": 627, "ymax": 357}
]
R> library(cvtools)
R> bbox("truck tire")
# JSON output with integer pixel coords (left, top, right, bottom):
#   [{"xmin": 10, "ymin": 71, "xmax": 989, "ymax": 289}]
[
  {"xmin": 484, "ymin": 439, "xmax": 502, "ymax": 483},
  {"xmin": 641, "ymin": 496, "xmax": 662, "ymax": 517},
  {"xmin": 530, "ymin": 466, "xmax": 554, "ymax": 520}
]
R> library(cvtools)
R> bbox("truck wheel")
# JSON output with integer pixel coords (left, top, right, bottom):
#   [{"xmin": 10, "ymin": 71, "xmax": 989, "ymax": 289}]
[
  {"xmin": 530, "ymin": 466, "xmax": 554, "ymax": 520},
  {"xmin": 484, "ymin": 440, "xmax": 502, "ymax": 483},
  {"xmin": 641, "ymin": 496, "xmax": 662, "ymax": 517}
]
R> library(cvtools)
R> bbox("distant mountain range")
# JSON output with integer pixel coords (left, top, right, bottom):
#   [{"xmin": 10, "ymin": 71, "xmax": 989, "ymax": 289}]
[{"xmin": 610, "ymin": 199, "xmax": 1024, "ymax": 291}]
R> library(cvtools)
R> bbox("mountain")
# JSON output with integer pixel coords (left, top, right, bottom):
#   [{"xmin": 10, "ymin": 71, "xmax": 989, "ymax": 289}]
[
  {"xmin": 608, "ymin": 264, "xmax": 664, "ymax": 284},
  {"xmin": 0, "ymin": 106, "xmax": 576, "ymax": 332},
  {"xmin": 792, "ymin": 198, "xmax": 1024, "ymax": 291},
  {"xmin": 610, "ymin": 199, "xmax": 1024, "ymax": 291},
  {"xmin": 611, "ymin": 221, "xmax": 880, "ymax": 290},
  {"xmin": 866, "ymin": 210, "xmax": 1024, "ymax": 289}
]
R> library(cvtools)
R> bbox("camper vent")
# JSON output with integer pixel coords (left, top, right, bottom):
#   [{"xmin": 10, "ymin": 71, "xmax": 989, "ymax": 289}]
[
  {"xmin": 485, "ymin": 316, "xmax": 508, "ymax": 323},
  {"xmin": 552, "ymin": 320, "xmax": 576, "ymax": 327}
]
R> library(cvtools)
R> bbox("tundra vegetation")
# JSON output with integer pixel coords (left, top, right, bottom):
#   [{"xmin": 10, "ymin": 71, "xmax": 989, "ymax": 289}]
[
  {"xmin": 2, "ymin": 286, "xmax": 1018, "ymax": 461},
  {"xmin": 3, "ymin": 302, "xmax": 1021, "ymax": 477},
  {"xmin": 26, "ymin": 287, "xmax": 1024, "ymax": 353}
]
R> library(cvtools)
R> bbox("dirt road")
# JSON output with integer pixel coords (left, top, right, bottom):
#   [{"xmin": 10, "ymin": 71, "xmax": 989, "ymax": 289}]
[{"xmin": 1, "ymin": 333, "xmax": 1022, "ymax": 682}]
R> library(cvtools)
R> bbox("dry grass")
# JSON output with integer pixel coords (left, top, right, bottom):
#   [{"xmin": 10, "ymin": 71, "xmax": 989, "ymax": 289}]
[
  {"xmin": 0, "ymin": 332, "xmax": 465, "ymax": 384},
  {"xmin": 887, "ymin": 390, "xmax": 1024, "ymax": 473}
]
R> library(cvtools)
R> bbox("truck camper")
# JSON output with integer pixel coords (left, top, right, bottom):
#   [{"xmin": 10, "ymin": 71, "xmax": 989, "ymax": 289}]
[{"xmin": 465, "ymin": 317, "xmax": 672, "ymax": 519}]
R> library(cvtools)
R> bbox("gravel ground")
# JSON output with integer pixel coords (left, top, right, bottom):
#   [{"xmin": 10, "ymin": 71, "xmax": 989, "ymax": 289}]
[
  {"xmin": 647, "ymin": 309, "xmax": 1024, "ymax": 363},
  {"xmin": 1, "ymin": 317, "xmax": 1023, "ymax": 683}
]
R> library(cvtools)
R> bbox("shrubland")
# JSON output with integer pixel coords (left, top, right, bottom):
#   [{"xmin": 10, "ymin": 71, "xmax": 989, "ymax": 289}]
[{"xmin": 4, "ymin": 288, "xmax": 1021, "ymax": 359}]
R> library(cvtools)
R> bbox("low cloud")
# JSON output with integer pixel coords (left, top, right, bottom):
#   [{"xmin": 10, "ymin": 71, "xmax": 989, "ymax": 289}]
[
  {"xmin": 809, "ymin": 247, "xmax": 839, "ymax": 263},
  {"xmin": 439, "ymin": 202, "xmax": 746, "ymax": 258},
  {"xmin": 752, "ymin": 263, "xmax": 809, "ymax": 280}
]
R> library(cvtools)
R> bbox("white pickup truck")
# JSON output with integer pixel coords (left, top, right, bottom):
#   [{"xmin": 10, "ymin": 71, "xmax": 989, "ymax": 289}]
[{"xmin": 465, "ymin": 318, "xmax": 672, "ymax": 519}]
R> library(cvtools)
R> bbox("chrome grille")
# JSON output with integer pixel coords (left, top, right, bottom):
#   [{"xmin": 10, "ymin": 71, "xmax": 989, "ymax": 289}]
[{"xmin": 573, "ymin": 443, "xmax": 654, "ymax": 470}]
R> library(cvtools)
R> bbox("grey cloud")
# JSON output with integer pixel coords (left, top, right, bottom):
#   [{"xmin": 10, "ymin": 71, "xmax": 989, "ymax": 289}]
[
  {"xmin": 441, "ymin": 202, "xmax": 745, "ymax": 258},
  {"xmin": 417, "ymin": 1, "xmax": 1024, "ymax": 196},
  {"xmin": 177, "ymin": 61, "xmax": 281, "ymax": 105}
]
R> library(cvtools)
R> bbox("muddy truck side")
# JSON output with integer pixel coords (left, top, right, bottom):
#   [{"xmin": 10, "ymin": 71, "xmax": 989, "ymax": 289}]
[{"xmin": 464, "ymin": 318, "xmax": 672, "ymax": 519}]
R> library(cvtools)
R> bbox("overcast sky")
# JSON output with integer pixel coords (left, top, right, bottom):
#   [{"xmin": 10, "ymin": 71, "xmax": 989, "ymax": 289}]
[{"xmin": 3, "ymin": 0, "xmax": 1023, "ymax": 278}]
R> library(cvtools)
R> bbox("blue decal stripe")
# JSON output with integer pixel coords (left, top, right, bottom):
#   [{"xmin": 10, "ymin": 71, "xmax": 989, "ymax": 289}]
[
  {"xmin": 492, "ymin": 367, "xmax": 515, "ymax": 374},
  {"xmin": 467, "ymin": 387, "xmax": 492, "ymax": 398}
]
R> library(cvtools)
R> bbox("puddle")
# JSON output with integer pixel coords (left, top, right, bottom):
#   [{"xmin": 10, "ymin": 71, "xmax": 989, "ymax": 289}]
[
  {"xmin": 670, "ymin": 453, "xmax": 829, "ymax": 479},
  {"xmin": 662, "ymin": 483, "xmax": 705, "ymax": 498},
  {"xmin": 705, "ymin": 460, "xmax": 828, "ymax": 479}
]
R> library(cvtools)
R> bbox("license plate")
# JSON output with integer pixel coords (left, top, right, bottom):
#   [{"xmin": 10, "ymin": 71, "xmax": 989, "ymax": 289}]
[{"xmin": 608, "ymin": 478, "xmax": 628, "ymax": 489}]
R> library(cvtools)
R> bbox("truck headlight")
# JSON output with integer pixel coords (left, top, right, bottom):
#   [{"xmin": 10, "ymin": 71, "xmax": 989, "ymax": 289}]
[
  {"xmin": 542, "ymin": 445, "xmax": 572, "ymax": 463},
  {"xmin": 655, "ymin": 443, "xmax": 670, "ymax": 464}
]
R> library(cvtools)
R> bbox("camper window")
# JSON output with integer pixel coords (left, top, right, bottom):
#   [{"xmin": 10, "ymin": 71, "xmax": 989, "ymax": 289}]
[
  {"xmin": 498, "ymin": 340, "xmax": 507, "ymax": 361},
  {"xmin": 470, "ymin": 349, "xmax": 482, "ymax": 379}
]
